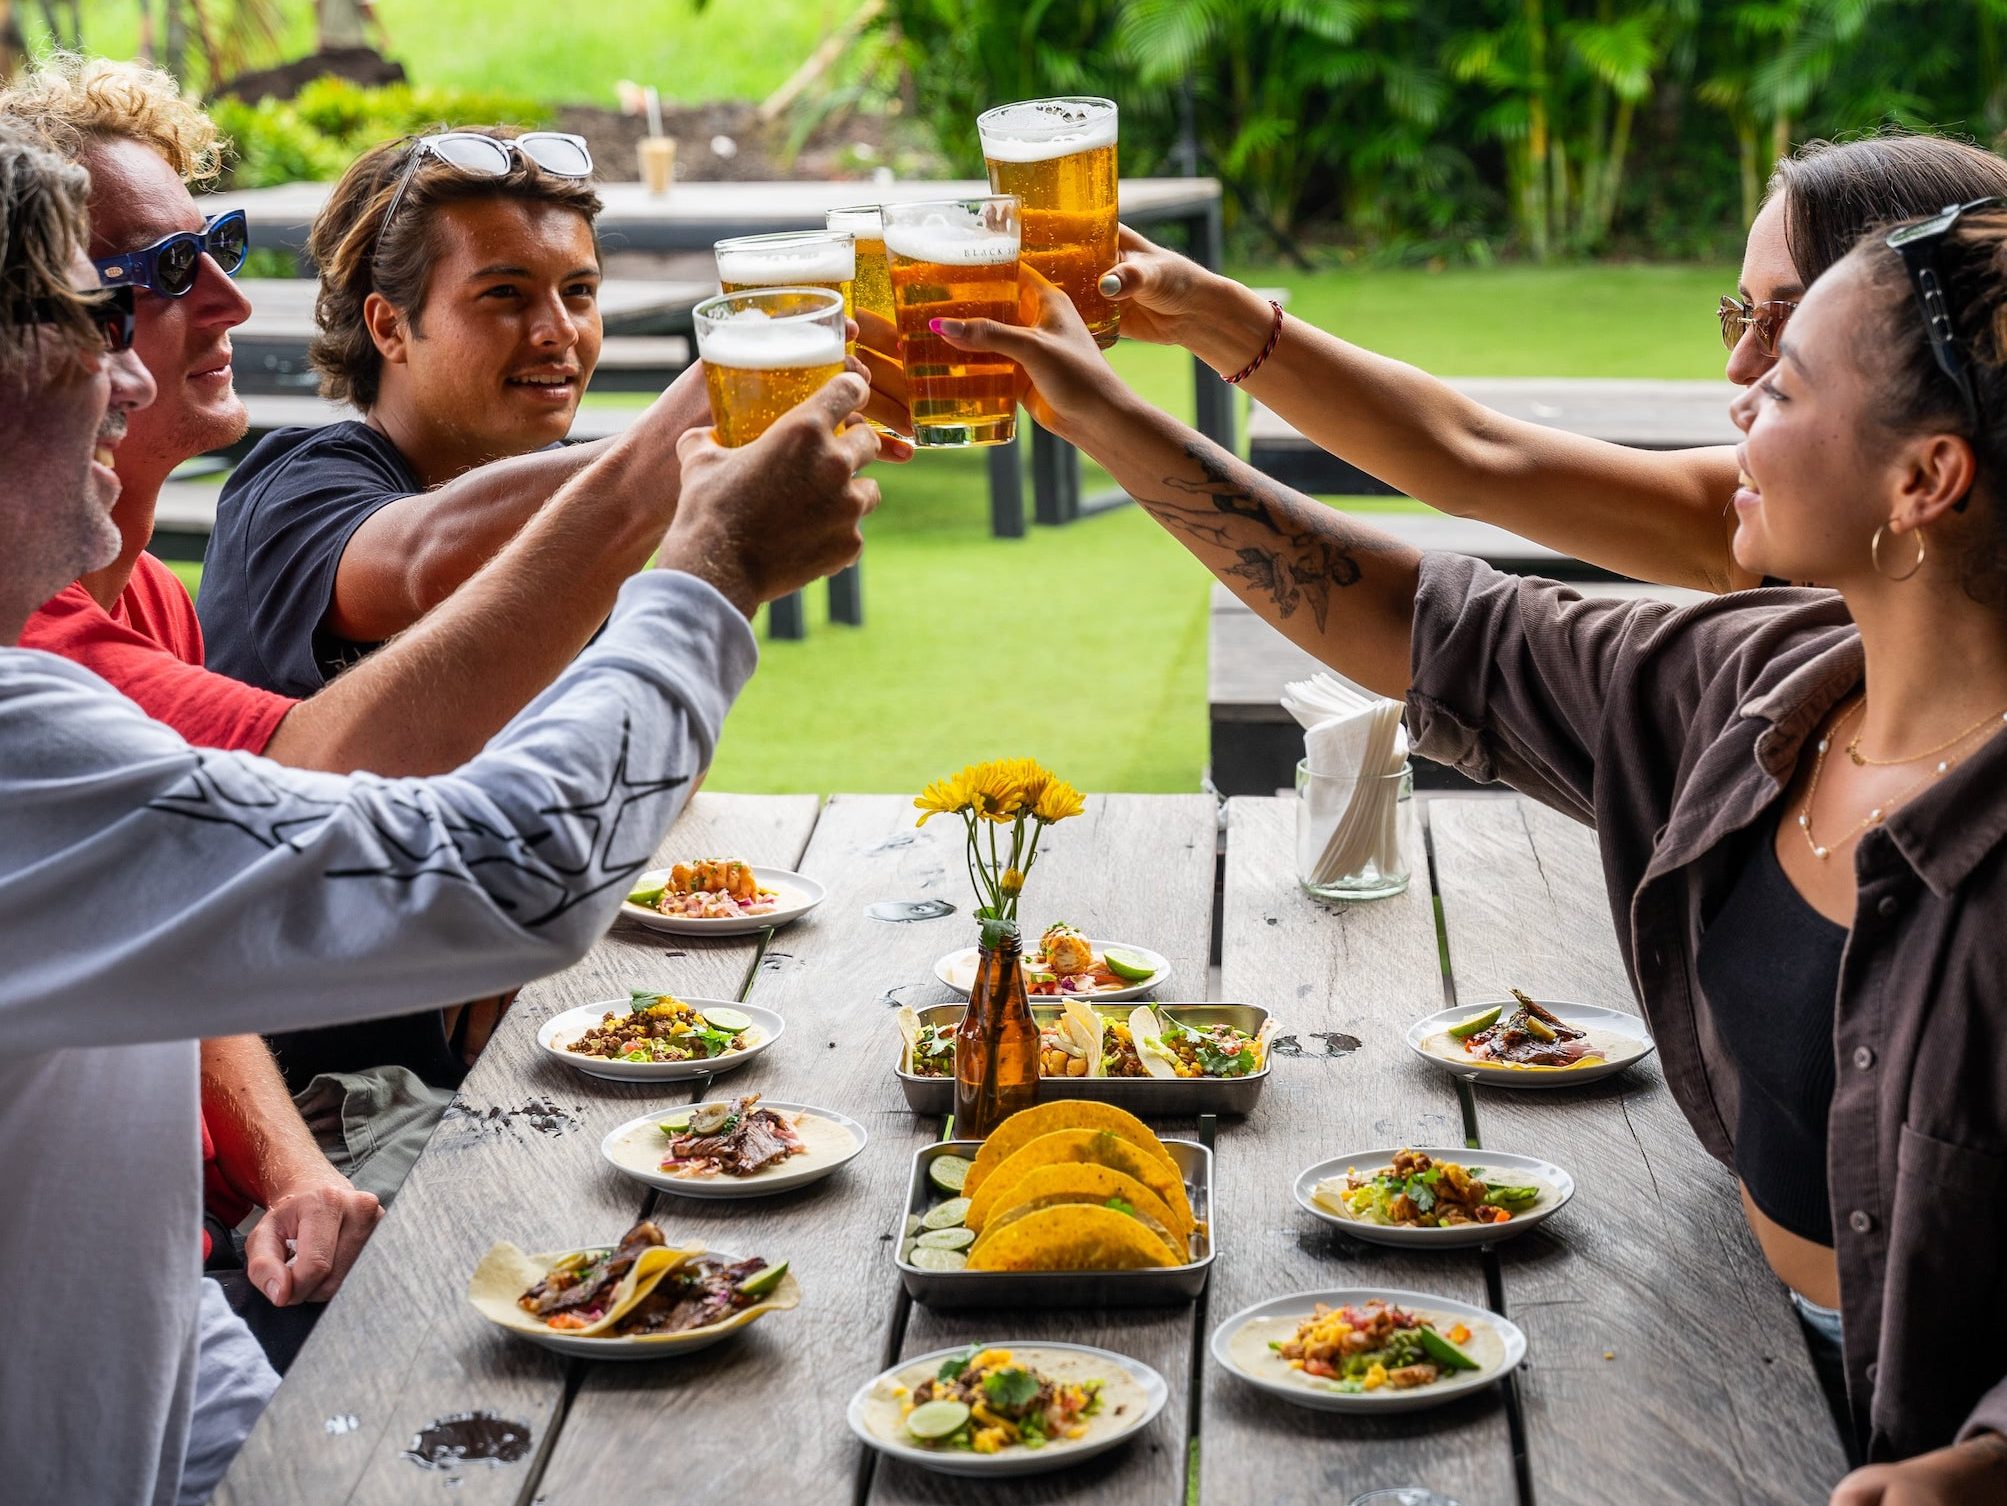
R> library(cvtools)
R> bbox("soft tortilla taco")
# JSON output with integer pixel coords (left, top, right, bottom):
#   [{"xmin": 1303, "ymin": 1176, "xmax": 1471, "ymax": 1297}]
[
  {"xmin": 966, "ymin": 1203, "xmax": 1178, "ymax": 1271},
  {"xmin": 965, "ymin": 1128, "xmax": 1194, "ymax": 1242},
  {"xmin": 964, "ymin": 1100, "xmax": 1175, "ymax": 1197},
  {"xmin": 467, "ymin": 1220, "xmax": 699, "ymax": 1338},
  {"xmin": 971, "ymin": 1162, "xmax": 1187, "ymax": 1265}
]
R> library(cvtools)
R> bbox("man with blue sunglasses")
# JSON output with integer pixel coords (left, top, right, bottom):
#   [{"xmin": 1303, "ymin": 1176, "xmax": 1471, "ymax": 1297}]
[{"xmin": 94, "ymin": 206, "xmax": 249, "ymax": 297}]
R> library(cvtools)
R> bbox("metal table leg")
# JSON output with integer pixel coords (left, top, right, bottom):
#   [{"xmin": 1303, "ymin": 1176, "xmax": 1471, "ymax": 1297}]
[
  {"xmin": 987, "ymin": 434, "xmax": 1025, "ymax": 538},
  {"xmin": 768, "ymin": 591, "xmax": 806, "ymax": 640},
  {"xmin": 828, "ymin": 560, "xmax": 863, "ymax": 626}
]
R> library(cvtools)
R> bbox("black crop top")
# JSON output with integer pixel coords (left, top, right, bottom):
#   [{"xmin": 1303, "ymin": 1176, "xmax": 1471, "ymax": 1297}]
[{"xmin": 1695, "ymin": 812, "xmax": 1849, "ymax": 1246}]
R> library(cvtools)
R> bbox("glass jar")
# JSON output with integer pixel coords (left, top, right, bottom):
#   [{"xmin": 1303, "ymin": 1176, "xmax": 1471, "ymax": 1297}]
[{"xmin": 1295, "ymin": 758, "xmax": 1412, "ymax": 902}]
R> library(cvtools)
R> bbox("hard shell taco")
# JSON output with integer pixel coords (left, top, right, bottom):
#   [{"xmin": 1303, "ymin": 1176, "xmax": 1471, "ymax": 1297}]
[
  {"xmin": 969, "ymin": 1162, "xmax": 1187, "ymax": 1265},
  {"xmin": 965, "ymin": 1129, "xmax": 1194, "ymax": 1243},
  {"xmin": 964, "ymin": 1101, "xmax": 1175, "ymax": 1197},
  {"xmin": 966, "ymin": 1202, "xmax": 1178, "ymax": 1271}
]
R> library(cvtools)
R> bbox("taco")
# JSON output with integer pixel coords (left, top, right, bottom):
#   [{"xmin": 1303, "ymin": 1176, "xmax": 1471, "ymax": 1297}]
[
  {"xmin": 964, "ymin": 1100, "xmax": 1175, "ymax": 1197},
  {"xmin": 966, "ymin": 1203, "xmax": 1178, "ymax": 1271},
  {"xmin": 970, "ymin": 1162, "xmax": 1187, "ymax": 1265},
  {"xmin": 965, "ymin": 1129, "xmax": 1194, "ymax": 1243},
  {"xmin": 467, "ymin": 1220, "xmax": 699, "ymax": 1338}
]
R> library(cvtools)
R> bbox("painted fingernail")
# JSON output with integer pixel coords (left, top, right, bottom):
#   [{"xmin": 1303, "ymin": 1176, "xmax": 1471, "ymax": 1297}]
[{"xmin": 1098, "ymin": 272, "xmax": 1122, "ymax": 296}]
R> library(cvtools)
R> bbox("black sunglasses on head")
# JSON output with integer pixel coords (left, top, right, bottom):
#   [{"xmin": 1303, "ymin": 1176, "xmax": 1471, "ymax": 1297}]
[
  {"xmin": 92, "ymin": 209, "xmax": 249, "ymax": 299},
  {"xmin": 24, "ymin": 283, "xmax": 137, "ymax": 353},
  {"xmin": 1885, "ymin": 196, "xmax": 2007, "ymax": 448}
]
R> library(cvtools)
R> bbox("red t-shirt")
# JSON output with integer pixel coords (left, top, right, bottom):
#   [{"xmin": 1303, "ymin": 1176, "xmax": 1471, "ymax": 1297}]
[
  {"xmin": 22, "ymin": 553, "xmax": 295, "ymax": 1258},
  {"xmin": 20, "ymin": 552, "xmax": 296, "ymax": 754}
]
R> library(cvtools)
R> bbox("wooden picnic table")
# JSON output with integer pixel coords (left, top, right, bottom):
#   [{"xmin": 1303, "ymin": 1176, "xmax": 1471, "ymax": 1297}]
[{"xmin": 216, "ymin": 790, "xmax": 1846, "ymax": 1505}]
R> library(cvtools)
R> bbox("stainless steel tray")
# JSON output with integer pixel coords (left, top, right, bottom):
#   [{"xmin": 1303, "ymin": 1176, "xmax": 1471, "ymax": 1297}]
[
  {"xmin": 894, "ymin": 1138, "xmax": 1214, "ymax": 1308},
  {"xmin": 895, "ymin": 1002, "xmax": 1274, "ymax": 1117}
]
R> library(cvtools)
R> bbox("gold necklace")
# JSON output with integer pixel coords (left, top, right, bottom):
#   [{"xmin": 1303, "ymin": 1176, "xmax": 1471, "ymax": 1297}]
[
  {"xmin": 1797, "ymin": 695, "xmax": 1997, "ymax": 860},
  {"xmin": 1847, "ymin": 702, "xmax": 2007, "ymax": 766}
]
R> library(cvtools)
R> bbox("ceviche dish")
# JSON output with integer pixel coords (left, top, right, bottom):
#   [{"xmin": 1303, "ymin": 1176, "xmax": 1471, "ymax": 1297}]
[
  {"xmin": 628, "ymin": 859, "xmax": 779, "ymax": 921},
  {"xmin": 565, "ymin": 991, "xmax": 762, "ymax": 1065}
]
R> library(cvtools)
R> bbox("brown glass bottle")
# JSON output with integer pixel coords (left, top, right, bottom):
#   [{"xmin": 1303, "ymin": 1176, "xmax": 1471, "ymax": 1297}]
[{"xmin": 952, "ymin": 920, "xmax": 1039, "ymax": 1137}]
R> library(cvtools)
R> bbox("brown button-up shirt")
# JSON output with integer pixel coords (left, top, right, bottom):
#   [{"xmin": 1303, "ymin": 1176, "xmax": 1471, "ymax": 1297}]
[{"xmin": 1405, "ymin": 552, "xmax": 2007, "ymax": 1461}]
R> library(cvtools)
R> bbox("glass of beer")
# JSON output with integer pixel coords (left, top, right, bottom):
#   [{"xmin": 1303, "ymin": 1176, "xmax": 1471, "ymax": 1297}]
[
  {"xmin": 978, "ymin": 96, "xmax": 1120, "ymax": 347},
  {"xmin": 713, "ymin": 229, "xmax": 856, "ymax": 327},
  {"xmin": 881, "ymin": 195, "xmax": 1022, "ymax": 449},
  {"xmin": 691, "ymin": 287, "xmax": 848, "ymax": 448},
  {"xmin": 826, "ymin": 205, "xmax": 894, "ymax": 331}
]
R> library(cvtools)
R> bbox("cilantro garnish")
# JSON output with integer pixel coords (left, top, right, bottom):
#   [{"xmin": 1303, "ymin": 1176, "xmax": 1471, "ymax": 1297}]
[
  {"xmin": 937, "ymin": 1344, "xmax": 980, "ymax": 1382},
  {"xmin": 983, "ymin": 1367, "xmax": 1041, "ymax": 1411},
  {"xmin": 1104, "ymin": 1196, "xmax": 1136, "ymax": 1217}
]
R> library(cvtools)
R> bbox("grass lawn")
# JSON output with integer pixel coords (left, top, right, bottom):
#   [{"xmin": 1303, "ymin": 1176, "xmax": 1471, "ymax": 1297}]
[{"xmin": 166, "ymin": 260, "xmax": 1732, "ymax": 795}]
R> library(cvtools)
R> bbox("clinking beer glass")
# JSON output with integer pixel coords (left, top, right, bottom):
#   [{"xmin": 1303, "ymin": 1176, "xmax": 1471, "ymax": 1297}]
[
  {"xmin": 691, "ymin": 287, "xmax": 848, "ymax": 448},
  {"xmin": 978, "ymin": 96, "xmax": 1120, "ymax": 348},
  {"xmin": 882, "ymin": 195, "xmax": 1023, "ymax": 449}
]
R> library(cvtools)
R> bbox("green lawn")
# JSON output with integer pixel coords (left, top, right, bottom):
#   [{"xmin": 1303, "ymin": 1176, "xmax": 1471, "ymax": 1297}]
[{"xmin": 166, "ymin": 260, "xmax": 1732, "ymax": 794}]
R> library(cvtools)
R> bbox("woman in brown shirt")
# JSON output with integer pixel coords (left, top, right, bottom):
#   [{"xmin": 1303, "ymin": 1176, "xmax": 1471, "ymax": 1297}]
[{"xmin": 933, "ymin": 207, "xmax": 2007, "ymax": 1500}]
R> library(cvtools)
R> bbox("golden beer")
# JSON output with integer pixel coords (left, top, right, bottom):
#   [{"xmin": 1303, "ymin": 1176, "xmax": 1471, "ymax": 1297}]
[
  {"xmin": 714, "ymin": 229, "xmax": 857, "ymax": 337},
  {"xmin": 692, "ymin": 287, "xmax": 848, "ymax": 447},
  {"xmin": 979, "ymin": 97, "xmax": 1120, "ymax": 347},
  {"xmin": 826, "ymin": 206, "xmax": 895, "ymax": 328},
  {"xmin": 882, "ymin": 196, "xmax": 1022, "ymax": 448}
]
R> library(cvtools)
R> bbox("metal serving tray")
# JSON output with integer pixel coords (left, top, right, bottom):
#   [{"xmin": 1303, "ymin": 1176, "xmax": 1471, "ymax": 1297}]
[
  {"xmin": 894, "ymin": 1138, "xmax": 1214, "ymax": 1308},
  {"xmin": 895, "ymin": 1002, "xmax": 1275, "ymax": 1117}
]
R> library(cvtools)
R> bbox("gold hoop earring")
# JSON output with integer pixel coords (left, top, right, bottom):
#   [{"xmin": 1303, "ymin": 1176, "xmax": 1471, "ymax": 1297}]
[{"xmin": 1871, "ymin": 522, "xmax": 1926, "ymax": 580}]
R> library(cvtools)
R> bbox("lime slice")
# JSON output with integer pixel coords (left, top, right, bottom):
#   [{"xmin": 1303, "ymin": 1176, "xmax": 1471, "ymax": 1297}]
[
  {"xmin": 1102, "ymin": 946, "xmax": 1157, "ymax": 982},
  {"xmin": 916, "ymin": 1227, "xmax": 976, "ymax": 1251},
  {"xmin": 905, "ymin": 1398, "xmax": 971, "ymax": 1440},
  {"xmin": 1419, "ymin": 1325, "xmax": 1482, "ymax": 1372},
  {"xmin": 702, "ymin": 1006, "xmax": 753, "ymax": 1032},
  {"xmin": 627, "ymin": 878, "xmax": 667, "ymax": 907},
  {"xmin": 928, "ymin": 1155, "xmax": 973, "ymax": 1194},
  {"xmin": 907, "ymin": 1246, "xmax": 969, "ymax": 1272},
  {"xmin": 658, "ymin": 1116, "xmax": 690, "ymax": 1135},
  {"xmin": 1447, "ymin": 1005, "xmax": 1502, "ymax": 1040},
  {"xmin": 904, "ymin": 1213, "xmax": 924, "ymax": 1237},
  {"xmin": 920, "ymin": 1197, "xmax": 970, "ymax": 1231},
  {"xmin": 735, "ymin": 1260, "xmax": 789, "ymax": 1300}
]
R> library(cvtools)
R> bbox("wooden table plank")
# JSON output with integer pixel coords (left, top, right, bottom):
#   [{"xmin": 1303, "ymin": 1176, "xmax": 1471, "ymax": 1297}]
[
  {"xmin": 215, "ymin": 793, "xmax": 821, "ymax": 1505},
  {"xmin": 1199, "ymin": 796, "xmax": 1518, "ymax": 1506},
  {"xmin": 1429, "ymin": 796, "xmax": 1849, "ymax": 1505},
  {"xmin": 532, "ymin": 793, "xmax": 974, "ymax": 1503},
  {"xmin": 867, "ymin": 794, "xmax": 1219, "ymax": 1506}
]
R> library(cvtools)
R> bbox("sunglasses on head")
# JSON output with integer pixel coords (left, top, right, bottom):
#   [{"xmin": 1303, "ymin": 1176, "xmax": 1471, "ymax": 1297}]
[
  {"xmin": 1717, "ymin": 294, "xmax": 1797, "ymax": 357},
  {"xmin": 93, "ymin": 208, "xmax": 248, "ymax": 299},
  {"xmin": 1885, "ymin": 196, "xmax": 2007, "ymax": 445},
  {"xmin": 378, "ymin": 131, "xmax": 594, "ymax": 241},
  {"xmin": 24, "ymin": 283, "xmax": 137, "ymax": 353}
]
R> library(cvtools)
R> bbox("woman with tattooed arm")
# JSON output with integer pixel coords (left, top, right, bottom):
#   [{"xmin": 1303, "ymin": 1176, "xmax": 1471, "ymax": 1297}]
[{"xmin": 932, "ymin": 199, "xmax": 2007, "ymax": 1503}]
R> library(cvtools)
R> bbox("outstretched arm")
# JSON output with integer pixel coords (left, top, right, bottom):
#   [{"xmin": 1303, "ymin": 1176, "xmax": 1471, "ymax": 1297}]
[{"xmin": 1102, "ymin": 226, "xmax": 1750, "ymax": 594}]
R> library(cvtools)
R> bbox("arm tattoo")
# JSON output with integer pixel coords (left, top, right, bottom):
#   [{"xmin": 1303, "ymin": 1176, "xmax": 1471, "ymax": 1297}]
[{"xmin": 1136, "ymin": 440, "xmax": 1364, "ymax": 633}]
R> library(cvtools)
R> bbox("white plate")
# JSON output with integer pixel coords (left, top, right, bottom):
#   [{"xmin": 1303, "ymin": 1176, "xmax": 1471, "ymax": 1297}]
[
  {"xmin": 1293, "ymin": 1148, "xmax": 1575, "ymax": 1249},
  {"xmin": 1405, "ymin": 999, "xmax": 1655, "ymax": 1089},
  {"xmin": 848, "ymin": 1341, "xmax": 1168, "ymax": 1477},
  {"xmin": 537, "ymin": 998, "xmax": 783, "ymax": 1083},
  {"xmin": 1211, "ymin": 1288, "xmax": 1526, "ymax": 1414},
  {"xmin": 619, "ymin": 865, "xmax": 825, "ymax": 937},
  {"xmin": 933, "ymin": 940, "xmax": 1171, "ymax": 1003},
  {"xmin": 601, "ymin": 1101, "xmax": 867, "ymax": 1199},
  {"xmin": 480, "ymin": 1249, "xmax": 800, "ymax": 1361}
]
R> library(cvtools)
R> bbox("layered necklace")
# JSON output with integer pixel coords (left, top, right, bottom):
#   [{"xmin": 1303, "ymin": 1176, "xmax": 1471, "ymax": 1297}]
[{"xmin": 1798, "ymin": 695, "xmax": 2007, "ymax": 860}]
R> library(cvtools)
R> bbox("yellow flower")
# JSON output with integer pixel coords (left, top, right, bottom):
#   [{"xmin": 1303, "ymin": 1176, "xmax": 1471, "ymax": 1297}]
[
  {"xmin": 914, "ymin": 771, "xmax": 972, "ymax": 826},
  {"xmin": 1033, "ymin": 778, "xmax": 1085, "ymax": 824},
  {"xmin": 1000, "ymin": 867, "xmax": 1025, "ymax": 897},
  {"xmin": 965, "ymin": 760, "xmax": 1026, "ymax": 823}
]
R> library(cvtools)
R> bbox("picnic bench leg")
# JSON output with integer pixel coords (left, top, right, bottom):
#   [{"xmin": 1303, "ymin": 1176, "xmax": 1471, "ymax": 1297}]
[
  {"xmin": 1191, "ymin": 197, "xmax": 1237, "ymax": 453},
  {"xmin": 828, "ymin": 559, "xmax": 863, "ymax": 626},
  {"xmin": 1031, "ymin": 422, "xmax": 1080, "ymax": 525},
  {"xmin": 768, "ymin": 591, "xmax": 806, "ymax": 640},
  {"xmin": 987, "ymin": 433, "xmax": 1026, "ymax": 538}
]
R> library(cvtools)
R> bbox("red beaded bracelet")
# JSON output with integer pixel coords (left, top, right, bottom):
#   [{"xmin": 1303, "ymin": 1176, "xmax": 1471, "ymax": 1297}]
[{"xmin": 1225, "ymin": 299, "xmax": 1285, "ymax": 385}]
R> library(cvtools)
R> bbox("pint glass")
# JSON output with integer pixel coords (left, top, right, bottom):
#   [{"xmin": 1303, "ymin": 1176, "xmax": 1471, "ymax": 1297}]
[
  {"xmin": 826, "ymin": 205, "xmax": 895, "ymax": 329},
  {"xmin": 714, "ymin": 229, "xmax": 857, "ymax": 325},
  {"xmin": 978, "ymin": 96, "xmax": 1119, "ymax": 347},
  {"xmin": 881, "ymin": 195, "xmax": 1022, "ymax": 448},
  {"xmin": 692, "ymin": 287, "xmax": 848, "ymax": 448}
]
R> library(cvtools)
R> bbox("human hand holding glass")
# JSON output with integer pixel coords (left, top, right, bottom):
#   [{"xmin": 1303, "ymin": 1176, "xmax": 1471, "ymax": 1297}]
[{"xmin": 927, "ymin": 262, "xmax": 1126, "ymax": 447}]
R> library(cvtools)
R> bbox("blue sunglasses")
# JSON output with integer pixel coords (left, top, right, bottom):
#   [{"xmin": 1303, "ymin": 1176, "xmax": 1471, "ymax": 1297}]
[{"xmin": 93, "ymin": 208, "xmax": 250, "ymax": 298}]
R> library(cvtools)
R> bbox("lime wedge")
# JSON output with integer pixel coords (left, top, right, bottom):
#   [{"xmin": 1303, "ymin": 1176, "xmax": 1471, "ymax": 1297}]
[
  {"xmin": 920, "ymin": 1197, "xmax": 970, "ymax": 1231},
  {"xmin": 1102, "ymin": 946, "xmax": 1157, "ymax": 982},
  {"xmin": 928, "ymin": 1154, "xmax": 973, "ymax": 1194},
  {"xmin": 735, "ymin": 1260, "xmax": 789, "ymax": 1300},
  {"xmin": 904, "ymin": 1213, "xmax": 924, "ymax": 1237},
  {"xmin": 658, "ymin": 1117, "xmax": 690, "ymax": 1135},
  {"xmin": 905, "ymin": 1398, "xmax": 972, "ymax": 1439},
  {"xmin": 627, "ymin": 878, "xmax": 667, "ymax": 907},
  {"xmin": 701, "ymin": 1006, "xmax": 754, "ymax": 1032},
  {"xmin": 1419, "ymin": 1325, "xmax": 1482, "ymax": 1371},
  {"xmin": 1447, "ymin": 1005, "xmax": 1502, "ymax": 1040},
  {"xmin": 907, "ymin": 1246, "xmax": 969, "ymax": 1272},
  {"xmin": 916, "ymin": 1227, "xmax": 976, "ymax": 1251}
]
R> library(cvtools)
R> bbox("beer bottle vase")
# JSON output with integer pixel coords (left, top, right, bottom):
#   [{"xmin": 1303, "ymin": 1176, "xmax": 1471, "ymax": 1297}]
[
  {"xmin": 691, "ymin": 287, "xmax": 848, "ymax": 448},
  {"xmin": 713, "ymin": 229, "xmax": 857, "ymax": 343},
  {"xmin": 978, "ymin": 96, "xmax": 1120, "ymax": 348},
  {"xmin": 882, "ymin": 196, "xmax": 1022, "ymax": 449}
]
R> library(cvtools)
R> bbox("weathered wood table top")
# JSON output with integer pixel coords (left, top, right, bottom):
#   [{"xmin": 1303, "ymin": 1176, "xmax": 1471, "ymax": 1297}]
[{"xmin": 218, "ymin": 791, "xmax": 1846, "ymax": 1506}]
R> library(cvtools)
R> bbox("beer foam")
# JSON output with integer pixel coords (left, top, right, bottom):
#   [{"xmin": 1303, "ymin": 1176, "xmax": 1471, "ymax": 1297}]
[
  {"xmin": 715, "ymin": 242, "xmax": 856, "ymax": 285},
  {"xmin": 882, "ymin": 216, "xmax": 1020, "ymax": 266},
  {"xmin": 826, "ymin": 206, "xmax": 883, "ymax": 237},
  {"xmin": 978, "ymin": 100, "xmax": 1118, "ymax": 163},
  {"xmin": 698, "ymin": 316, "xmax": 846, "ymax": 371}
]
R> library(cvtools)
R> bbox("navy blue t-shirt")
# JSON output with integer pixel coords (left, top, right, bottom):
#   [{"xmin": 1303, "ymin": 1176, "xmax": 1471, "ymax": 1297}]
[{"xmin": 199, "ymin": 421, "xmax": 422, "ymax": 697}]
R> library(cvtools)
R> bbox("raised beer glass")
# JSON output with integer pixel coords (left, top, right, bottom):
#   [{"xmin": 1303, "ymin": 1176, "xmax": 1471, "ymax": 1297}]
[
  {"xmin": 713, "ymin": 228, "xmax": 857, "ymax": 335},
  {"xmin": 882, "ymin": 194, "xmax": 1022, "ymax": 448},
  {"xmin": 691, "ymin": 287, "xmax": 848, "ymax": 448},
  {"xmin": 978, "ymin": 96, "xmax": 1120, "ymax": 347}
]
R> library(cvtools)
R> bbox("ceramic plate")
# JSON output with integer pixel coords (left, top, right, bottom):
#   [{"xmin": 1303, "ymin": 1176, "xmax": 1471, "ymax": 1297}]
[
  {"xmin": 537, "ymin": 998, "xmax": 782, "ymax": 1083},
  {"xmin": 1293, "ymin": 1147, "xmax": 1574, "ymax": 1249},
  {"xmin": 601, "ymin": 1101, "xmax": 867, "ymax": 1199},
  {"xmin": 1212, "ymin": 1287, "xmax": 1526, "ymax": 1414},
  {"xmin": 848, "ymin": 1341, "xmax": 1168, "ymax": 1477},
  {"xmin": 1406, "ymin": 999, "xmax": 1654, "ymax": 1089},
  {"xmin": 933, "ymin": 940, "xmax": 1171, "ymax": 1003},
  {"xmin": 619, "ymin": 865, "xmax": 825, "ymax": 937}
]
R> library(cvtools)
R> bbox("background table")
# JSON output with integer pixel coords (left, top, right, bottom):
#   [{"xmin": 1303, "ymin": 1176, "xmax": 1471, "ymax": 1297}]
[{"xmin": 218, "ymin": 792, "xmax": 1846, "ymax": 1505}]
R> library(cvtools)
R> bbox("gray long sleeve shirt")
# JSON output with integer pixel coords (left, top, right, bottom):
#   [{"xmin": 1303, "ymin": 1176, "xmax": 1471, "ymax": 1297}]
[{"xmin": 0, "ymin": 570, "xmax": 756, "ymax": 1506}]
